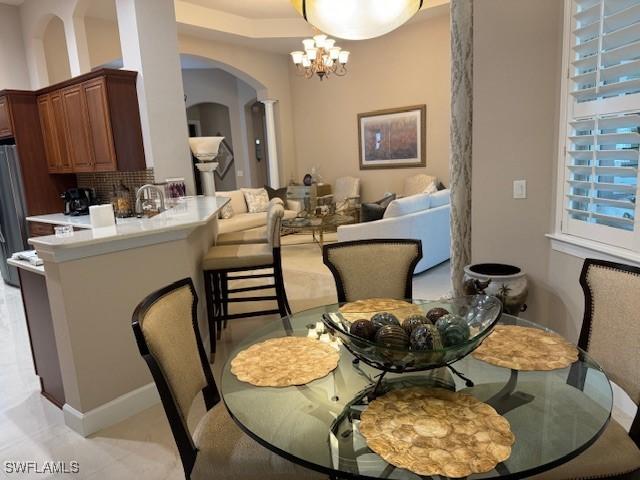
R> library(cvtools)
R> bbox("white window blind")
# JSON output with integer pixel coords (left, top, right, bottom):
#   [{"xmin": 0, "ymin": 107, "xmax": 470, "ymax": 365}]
[{"xmin": 562, "ymin": 0, "xmax": 640, "ymax": 251}]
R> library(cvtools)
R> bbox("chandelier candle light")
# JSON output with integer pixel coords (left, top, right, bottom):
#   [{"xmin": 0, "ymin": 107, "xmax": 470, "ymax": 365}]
[{"xmin": 291, "ymin": 34, "xmax": 350, "ymax": 80}]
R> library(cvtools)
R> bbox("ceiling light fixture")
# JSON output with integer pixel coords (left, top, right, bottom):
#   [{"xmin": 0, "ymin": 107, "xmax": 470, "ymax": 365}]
[
  {"xmin": 291, "ymin": 0, "xmax": 424, "ymax": 40},
  {"xmin": 290, "ymin": 34, "xmax": 350, "ymax": 81}
]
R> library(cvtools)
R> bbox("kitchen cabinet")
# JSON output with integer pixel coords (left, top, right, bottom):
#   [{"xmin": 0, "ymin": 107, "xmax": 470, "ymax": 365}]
[
  {"xmin": 37, "ymin": 69, "xmax": 145, "ymax": 174},
  {"xmin": 28, "ymin": 221, "xmax": 55, "ymax": 237},
  {"xmin": 61, "ymin": 85, "xmax": 94, "ymax": 173},
  {"xmin": 0, "ymin": 96, "xmax": 12, "ymax": 137},
  {"xmin": 83, "ymin": 78, "xmax": 117, "ymax": 172}
]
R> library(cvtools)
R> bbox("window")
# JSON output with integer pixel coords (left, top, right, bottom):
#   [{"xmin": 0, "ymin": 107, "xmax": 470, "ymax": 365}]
[{"xmin": 559, "ymin": 0, "xmax": 640, "ymax": 252}]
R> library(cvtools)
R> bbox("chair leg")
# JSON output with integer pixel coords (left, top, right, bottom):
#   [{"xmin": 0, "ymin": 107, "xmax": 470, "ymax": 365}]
[
  {"xmin": 203, "ymin": 271, "xmax": 216, "ymax": 356},
  {"xmin": 221, "ymin": 272, "xmax": 229, "ymax": 329},
  {"xmin": 212, "ymin": 271, "xmax": 223, "ymax": 340}
]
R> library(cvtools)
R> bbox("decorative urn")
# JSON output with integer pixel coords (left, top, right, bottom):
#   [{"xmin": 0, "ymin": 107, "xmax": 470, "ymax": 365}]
[{"xmin": 463, "ymin": 263, "xmax": 528, "ymax": 316}]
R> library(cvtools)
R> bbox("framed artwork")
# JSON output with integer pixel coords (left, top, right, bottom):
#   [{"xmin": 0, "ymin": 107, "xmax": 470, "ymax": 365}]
[{"xmin": 358, "ymin": 105, "xmax": 426, "ymax": 170}]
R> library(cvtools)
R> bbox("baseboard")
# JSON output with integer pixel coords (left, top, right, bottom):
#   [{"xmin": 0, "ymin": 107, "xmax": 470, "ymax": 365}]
[{"xmin": 63, "ymin": 382, "xmax": 160, "ymax": 437}]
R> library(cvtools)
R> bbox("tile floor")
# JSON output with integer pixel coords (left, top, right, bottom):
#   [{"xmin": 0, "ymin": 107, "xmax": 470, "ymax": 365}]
[{"xmin": 0, "ymin": 240, "xmax": 451, "ymax": 479}]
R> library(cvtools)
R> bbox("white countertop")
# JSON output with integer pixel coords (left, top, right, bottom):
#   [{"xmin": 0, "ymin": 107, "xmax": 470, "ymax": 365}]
[
  {"xmin": 7, "ymin": 257, "xmax": 46, "ymax": 275},
  {"xmin": 29, "ymin": 196, "xmax": 229, "ymax": 263},
  {"xmin": 26, "ymin": 213, "xmax": 94, "ymax": 229}
]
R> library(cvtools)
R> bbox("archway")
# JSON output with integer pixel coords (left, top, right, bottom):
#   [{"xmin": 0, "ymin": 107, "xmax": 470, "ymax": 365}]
[
  {"xmin": 181, "ymin": 54, "xmax": 272, "ymax": 190},
  {"xmin": 43, "ymin": 16, "xmax": 71, "ymax": 85},
  {"xmin": 186, "ymin": 102, "xmax": 237, "ymax": 192}
]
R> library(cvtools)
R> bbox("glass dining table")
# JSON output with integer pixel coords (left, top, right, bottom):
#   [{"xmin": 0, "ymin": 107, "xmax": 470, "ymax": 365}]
[{"xmin": 220, "ymin": 304, "xmax": 613, "ymax": 479}]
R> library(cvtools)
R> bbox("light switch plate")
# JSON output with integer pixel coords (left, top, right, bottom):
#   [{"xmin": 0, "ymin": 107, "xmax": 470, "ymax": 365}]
[
  {"xmin": 237, "ymin": 170, "xmax": 244, "ymax": 177},
  {"xmin": 513, "ymin": 180, "xmax": 527, "ymax": 199}
]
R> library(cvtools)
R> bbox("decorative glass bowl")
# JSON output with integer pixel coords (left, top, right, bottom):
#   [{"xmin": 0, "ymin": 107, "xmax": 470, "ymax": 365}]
[{"xmin": 322, "ymin": 295, "xmax": 502, "ymax": 373}]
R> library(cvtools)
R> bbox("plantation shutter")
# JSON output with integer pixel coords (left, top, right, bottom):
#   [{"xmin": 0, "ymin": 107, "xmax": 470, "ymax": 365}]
[{"xmin": 563, "ymin": 0, "xmax": 640, "ymax": 250}]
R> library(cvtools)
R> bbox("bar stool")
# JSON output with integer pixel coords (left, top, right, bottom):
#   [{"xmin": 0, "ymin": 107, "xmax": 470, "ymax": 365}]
[
  {"xmin": 203, "ymin": 203, "xmax": 290, "ymax": 356},
  {"xmin": 215, "ymin": 198, "xmax": 283, "ymax": 246}
]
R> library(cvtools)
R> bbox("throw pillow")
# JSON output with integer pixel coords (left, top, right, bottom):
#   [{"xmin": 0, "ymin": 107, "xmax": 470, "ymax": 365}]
[
  {"xmin": 423, "ymin": 181, "xmax": 438, "ymax": 195},
  {"xmin": 360, "ymin": 203, "xmax": 386, "ymax": 222},
  {"xmin": 265, "ymin": 186, "xmax": 288, "ymax": 204},
  {"xmin": 436, "ymin": 181, "xmax": 446, "ymax": 191},
  {"xmin": 384, "ymin": 193, "xmax": 431, "ymax": 219},
  {"xmin": 360, "ymin": 194, "xmax": 397, "ymax": 223},
  {"xmin": 241, "ymin": 188, "xmax": 270, "ymax": 213},
  {"xmin": 219, "ymin": 201, "xmax": 234, "ymax": 219}
]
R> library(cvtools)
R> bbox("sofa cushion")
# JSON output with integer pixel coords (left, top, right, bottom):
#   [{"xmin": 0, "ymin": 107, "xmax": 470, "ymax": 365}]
[
  {"xmin": 219, "ymin": 190, "xmax": 248, "ymax": 215},
  {"xmin": 219, "ymin": 201, "xmax": 234, "ymax": 219},
  {"xmin": 430, "ymin": 189, "xmax": 450, "ymax": 208},
  {"xmin": 383, "ymin": 193, "xmax": 431, "ymax": 219},
  {"xmin": 218, "ymin": 213, "xmax": 268, "ymax": 234},
  {"xmin": 242, "ymin": 188, "xmax": 270, "ymax": 213}
]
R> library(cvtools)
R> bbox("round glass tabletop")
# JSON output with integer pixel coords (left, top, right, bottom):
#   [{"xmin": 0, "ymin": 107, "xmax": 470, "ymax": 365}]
[{"xmin": 220, "ymin": 304, "xmax": 612, "ymax": 479}]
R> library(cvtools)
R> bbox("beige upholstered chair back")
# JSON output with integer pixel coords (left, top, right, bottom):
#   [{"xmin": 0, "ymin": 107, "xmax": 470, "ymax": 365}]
[
  {"xmin": 138, "ymin": 284, "xmax": 206, "ymax": 420},
  {"xmin": 323, "ymin": 240, "xmax": 422, "ymax": 302},
  {"xmin": 334, "ymin": 176, "xmax": 360, "ymax": 204},
  {"xmin": 580, "ymin": 260, "xmax": 640, "ymax": 405},
  {"xmin": 403, "ymin": 174, "xmax": 437, "ymax": 197},
  {"xmin": 266, "ymin": 203, "xmax": 284, "ymax": 248}
]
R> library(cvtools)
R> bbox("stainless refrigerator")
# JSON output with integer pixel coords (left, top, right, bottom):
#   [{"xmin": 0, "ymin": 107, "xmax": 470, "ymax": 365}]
[{"xmin": 0, "ymin": 144, "xmax": 29, "ymax": 287}]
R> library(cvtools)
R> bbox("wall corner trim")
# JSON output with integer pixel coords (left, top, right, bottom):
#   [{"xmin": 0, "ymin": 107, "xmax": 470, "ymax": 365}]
[{"xmin": 63, "ymin": 383, "xmax": 160, "ymax": 437}]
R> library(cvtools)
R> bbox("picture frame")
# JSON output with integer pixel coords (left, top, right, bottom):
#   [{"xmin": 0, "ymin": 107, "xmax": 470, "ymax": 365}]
[{"xmin": 358, "ymin": 105, "xmax": 426, "ymax": 170}]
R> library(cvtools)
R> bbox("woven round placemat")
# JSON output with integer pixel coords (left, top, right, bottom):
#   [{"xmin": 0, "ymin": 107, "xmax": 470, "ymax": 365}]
[
  {"xmin": 359, "ymin": 387, "xmax": 514, "ymax": 478},
  {"xmin": 230, "ymin": 337, "xmax": 339, "ymax": 387},
  {"xmin": 339, "ymin": 298, "xmax": 423, "ymax": 323},
  {"xmin": 473, "ymin": 325, "xmax": 579, "ymax": 371}
]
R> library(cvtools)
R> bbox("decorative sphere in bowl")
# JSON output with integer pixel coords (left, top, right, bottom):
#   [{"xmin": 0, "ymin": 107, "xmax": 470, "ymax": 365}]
[{"xmin": 322, "ymin": 295, "xmax": 503, "ymax": 372}]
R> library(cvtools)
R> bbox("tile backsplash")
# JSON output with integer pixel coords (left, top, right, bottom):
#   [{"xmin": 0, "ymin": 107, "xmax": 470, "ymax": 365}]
[{"xmin": 76, "ymin": 169, "xmax": 155, "ymax": 205}]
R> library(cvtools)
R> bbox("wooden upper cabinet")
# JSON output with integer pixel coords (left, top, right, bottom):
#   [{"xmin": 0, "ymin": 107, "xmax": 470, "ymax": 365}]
[
  {"xmin": 83, "ymin": 78, "xmax": 117, "ymax": 172},
  {"xmin": 34, "ymin": 69, "xmax": 145, "ymax": 174},
  {"xmin": 50, "ymin": 93, "xmax": 72, "ymax": 172},
  {"xmin": 61, "ymin": 85, "xmax": 94, "ymax": 173},
  {"xmin": 37, "ymin": 95, "xmax": 59, "ymax": 172},
  {"xmin": 0, "ymin": 96, "xmax": 12, "ymax": 138}
]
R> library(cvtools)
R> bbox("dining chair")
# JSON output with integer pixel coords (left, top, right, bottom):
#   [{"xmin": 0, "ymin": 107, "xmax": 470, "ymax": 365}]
[
  {"xmin": 531, "ymin": 258, "xmax": 640, "ymax": 479},
  {"xmin": 215, "ymin": 198, "xmax": 284, "ymax": 246},
  {"xmin": 322, "ymin": 239, "xmax": 423, "ymax": 302},
  {"xmin": 131, "ymin": 278, "xmax": 323, "ymax": 480},
  {"xmin": 203, "ymin": 202, "xmax": 290, "ymax": 355}
]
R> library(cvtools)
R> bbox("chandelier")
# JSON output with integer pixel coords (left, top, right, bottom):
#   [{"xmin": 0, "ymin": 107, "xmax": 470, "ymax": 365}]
[
  {"xmin": 290, "ymin": 34, "xmax": 350, "ymax": 81},
  {"xmin": 291, "ymin": 0, "xmax": 423, "ymax": 40}
]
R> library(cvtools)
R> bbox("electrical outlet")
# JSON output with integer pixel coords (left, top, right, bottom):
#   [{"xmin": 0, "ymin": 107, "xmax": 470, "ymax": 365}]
[
  {"xmin": 237, "ymin": 170, "xmax": 244, "ymax": 177},
  {"xmin": 513, "ymin": 180, "xmax": 527, "ymax": 199}
]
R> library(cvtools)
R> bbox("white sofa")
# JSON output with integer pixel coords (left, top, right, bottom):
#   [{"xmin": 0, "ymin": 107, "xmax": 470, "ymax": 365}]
[
  {"xmin": 337, "ymin": 189, "xmax": 451, "ymax": 274},
  {"xmin": 217, "ymin": 190, "xmax": 298, "ymax": 235}
]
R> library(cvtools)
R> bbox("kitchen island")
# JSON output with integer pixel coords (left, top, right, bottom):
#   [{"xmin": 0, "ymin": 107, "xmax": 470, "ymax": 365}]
[{"xmin": 28, "ymin": 196, "xmax": 228, "ymax": 436}]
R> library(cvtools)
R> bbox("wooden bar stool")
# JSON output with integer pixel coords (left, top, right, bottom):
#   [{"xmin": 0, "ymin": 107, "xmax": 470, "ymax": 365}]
[{"xmin": 203, "ymin": 203, "xmax": 290, "ymax": 356}]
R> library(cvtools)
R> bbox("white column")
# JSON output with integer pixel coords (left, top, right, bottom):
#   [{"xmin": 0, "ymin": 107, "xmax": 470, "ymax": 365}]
[
  {"xmin": 64, "ymin": 15, "xmax": 92, "ymax": 76},
  {"xmin": 115, "ymin": 0, "xmax": 195, "ymax": 194},
  {"xmin": 261, "ymin": 99, "xmax": 280, "ymax": 189},
  {"xmin": 450, "ymin": 0, "xmax": 474, "ymax": 295}
]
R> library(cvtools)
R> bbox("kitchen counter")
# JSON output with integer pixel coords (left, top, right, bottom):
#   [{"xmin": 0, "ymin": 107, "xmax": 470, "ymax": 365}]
[
  {"xmin": 26, "ymin": 213, "xmax": 93, "ymax": 229},
  {"xmin": 29, "ymin": 196, "xmax": 229, "ymax": 263},
  {"xmin": 7, "ymin": 256, "xmax": 45, "ymax": 275},
  {"xmin": 27, "ymin": 194, "xmax": 228, "ymax": 436}
]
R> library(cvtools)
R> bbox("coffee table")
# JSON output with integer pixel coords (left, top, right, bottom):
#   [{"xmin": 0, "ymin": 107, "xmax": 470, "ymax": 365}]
[{"xmin": 281, "ymin": 214, "xmax": 355, "ymax": 248}]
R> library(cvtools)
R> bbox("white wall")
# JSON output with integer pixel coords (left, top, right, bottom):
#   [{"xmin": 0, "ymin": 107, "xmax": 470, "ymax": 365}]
[
  {"xmin": 473, "ymin": 0, "xmax": 582, "ymax": 337},
  {"xmin": 43, "ymin": 16, "xmax": 72, "ymax": 85},
  {"xmin": 0, "ymin": 4, "xmax": 30, "ymax": 90},
  {"xmin": 289, "ymin": 13, "xmax": 451, "ymax": 202}
]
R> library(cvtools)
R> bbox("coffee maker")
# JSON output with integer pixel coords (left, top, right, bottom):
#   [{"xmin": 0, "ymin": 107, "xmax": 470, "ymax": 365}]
[{"xmin": 61, "ymin": 188, "xmax": 97, "ymax": 216}]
